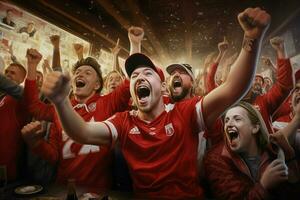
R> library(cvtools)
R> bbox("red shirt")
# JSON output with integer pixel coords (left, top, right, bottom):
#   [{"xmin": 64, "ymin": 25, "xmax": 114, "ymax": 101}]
[
  {"xmin": 104, "ymin": 96, "xmax": 205, "ymax": 199},
  {"xmin": 24, "ymin": 79, "xmax": 131, "ymax": 191},
  {"xmin": 206, "ymin": 62, "xmax": 219, "ymax": 93},
  {"xmin": 251, "ymin": 58, "xmax": 294, "ymax": 133},
  {"xmin": 0, "ymin": 95, "xmax": 30, "ymax": 180}
]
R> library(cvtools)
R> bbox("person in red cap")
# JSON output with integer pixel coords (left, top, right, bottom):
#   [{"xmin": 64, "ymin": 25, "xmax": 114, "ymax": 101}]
[{"xmin": 39, "ymin": 7, "xmax": 270, "ymax": 199}]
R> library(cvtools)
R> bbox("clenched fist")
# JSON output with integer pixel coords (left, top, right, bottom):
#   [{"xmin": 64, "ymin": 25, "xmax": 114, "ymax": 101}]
[
  {"xmin": 238, "ymin": 7, "xmax": 271, "ymax": 39},
  {"xmin": 128, "ymin": 26, "xmax": 144, "ymax": 44},
  {"xmin": 42, "ymin": 71, "xmax": 71, "ymax": 105},
  {"xmin": 50, "ymin": 35, "xmax": 60, "ymax": 48},
  {"xmin": 26, "ymin": 48, "xmax": 42, "ymax": 68},
  {"xmin": 21, "ymin": 121, "xmax": 45, "ymax": 147},
  {"xmin": 270, "ymin": 36, "xmax": 284, "ymax": 51}
]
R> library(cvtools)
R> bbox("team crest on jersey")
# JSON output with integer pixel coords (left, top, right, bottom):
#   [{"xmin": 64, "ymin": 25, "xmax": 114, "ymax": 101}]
[
  {"xmin": 88, "ymin": 102, "xmax": 96, "ymax": 112},
  {"xmin": 129, "ymin": 126, "xmax": 141, "ymax": 134},
  {"xmin": 165, "ymin": 123, "xmax": 174, "ymax": 136}
]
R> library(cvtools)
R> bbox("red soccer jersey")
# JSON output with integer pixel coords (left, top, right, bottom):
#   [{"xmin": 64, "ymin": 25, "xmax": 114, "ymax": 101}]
[
  {"xmin": 103, "ymin": 96, "xmax": 205, "ymax": 199},
  {"xmin": 32, "ymin": 94, "xmax": 113, "ymax": 192},
  {"xmin": 25, "ymin": 79, "xmax": 131, "ymax": 191},
  {"xmin": 251, "ymin": 58, "xmax": 293, "ymax": 133},
  {"xmin": 0, "ymin": 95, "xmax": 30, "ymax": 180}
]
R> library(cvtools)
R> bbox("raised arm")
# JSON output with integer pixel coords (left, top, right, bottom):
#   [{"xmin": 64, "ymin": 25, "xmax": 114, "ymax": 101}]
[
  {"xmin": 128, "ymin": 26, "xmax": 144, "ymax": 55},
  {"xmin": 110, "ymin": 38, "xmax": 124, "ymax": 76},
  {"xmin": 202, "ymin": 8, "xmax": 271, "ymax": 128},
  {"xmin": 270, "ymin": 36, "xmax": 286, "ymax": 59},
  {"xmin": 42, "ymin": 71, "xmax": 111, "ymax": 145},
  {"xmin": 263, "ymin": 37, "xmax": 293, "ymax": 115},
  {"xmin": 73, "ymin": 43, "xmax": 84, "ymax": 61},
  {"xmin": 26, "ymin": 48, "xmax": 43, "ymax": 80},
  {"xmin": 50, "ymin": 35, "xmax": 62, "ymax": 72},
  {"xmin": 206, "ymin": 38, "xmax": 229, "ymax": 92},
  {"xmin": 215, "ymin": 37, "xmax": 229, "ymax": 64}
]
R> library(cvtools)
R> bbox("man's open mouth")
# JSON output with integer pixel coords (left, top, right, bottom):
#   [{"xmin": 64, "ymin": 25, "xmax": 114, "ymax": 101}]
[
  {"xmin": 136, "ymin": 85, "xmax": 150, "ymax": 100},
  {"xmin": 76, "ymin": 79, "xmax": 86, "ymax": 88},
  {"xmin": 172, "ymin": 76, "xmax": 182, "ymax": 88},
  {"xmin": 173, "ymin": 80, "xmax": 182, "ymax": 88}
]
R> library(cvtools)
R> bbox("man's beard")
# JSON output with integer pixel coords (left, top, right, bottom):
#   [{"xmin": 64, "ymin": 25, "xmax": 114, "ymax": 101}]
[
  {"xmin": 252, "ymin": 84, "xmax": 262, "ymax": 95},
  {"xmin": 170, "ymin": 87, "xmax": 190, "ymax": 102}
]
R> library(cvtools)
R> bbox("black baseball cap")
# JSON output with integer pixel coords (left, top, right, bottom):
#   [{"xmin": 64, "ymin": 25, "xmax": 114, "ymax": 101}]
[{"xmin": 125, "ymin": 53, "xmax": 164, "ymax": 81}]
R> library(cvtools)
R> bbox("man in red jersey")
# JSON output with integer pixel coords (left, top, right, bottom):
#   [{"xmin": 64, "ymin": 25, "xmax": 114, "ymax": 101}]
[
  {"xmin": 40, "ymin": 7, "xmax": 270, "ymax": 199},
  {"xmin": 21, "ymin": 29, "xmax": 143, "ymax": 191},
  {"xmin": 0, "ymin": 61, "xmax": 28, "ymax": 181}
]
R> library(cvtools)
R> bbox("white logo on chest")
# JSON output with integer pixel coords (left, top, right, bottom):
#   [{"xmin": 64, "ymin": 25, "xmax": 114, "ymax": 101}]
[
  {"xmin": 62, "ymin": 139, "xmax": 100, "ymax": 159},
  {"xmin": 129, "ymin": 126, "xmax": 140, "ymax": 134},
  {"xmin": 62, "ymin": 117, "xmax": 100, "ymax": 159},
  {"xmin": 165, "ymin": 123, "xmax": 174, "ymax": 136}
]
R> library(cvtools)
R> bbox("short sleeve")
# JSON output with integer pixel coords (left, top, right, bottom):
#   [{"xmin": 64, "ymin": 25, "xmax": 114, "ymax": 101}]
[
  {"xmin": 102, "ymin": 112, "xmax": 127, "ymax": 146},
  {"xmin": 176, "ymin": 96, "xmax": 206, "ymax": 133}
]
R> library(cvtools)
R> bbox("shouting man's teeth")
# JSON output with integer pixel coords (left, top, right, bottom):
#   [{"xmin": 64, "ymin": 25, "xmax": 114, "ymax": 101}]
[
  {"xmin": 137, "ymin": 85, "xmax": 150, "ymax": 100},
  {"xmin": 173, "ymin": 80, "xmax": 182, "ymax": 88},
  {"xmin": 76, "ymin": 80, "xmax": 86, "ymax": 88}
]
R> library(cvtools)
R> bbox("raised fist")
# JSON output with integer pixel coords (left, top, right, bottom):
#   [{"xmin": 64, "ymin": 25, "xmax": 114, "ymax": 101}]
[
  {"xmin": 21, "ymin": 121, "xmax": 45, "ymax": 147},
  {"xmin": 73, "ymin": 43, "xmax": 84, "ymax": 59},
  {"xmin": 26, "ymin": 48, "xmax": 42, "ymax": 68},
  {"xmin": 238, "ymin": 7, "xmax": 271, "ymax": 39},
  {"xmin": 218, "ymin": 37, "xmax": 229, "ymax": 53},
  {"xmin": 50, "ymin": 35, "xmax": 60, "ymax": 48},
  {"xmin": 42, "ymin": 71, "xmax": 71, "ymax": 105},
  {"xmin": 128, "ymin": 26, "xmax": 144, "ymax": 44},
  {"xmin": 270, "ymin": 36, "xmax": 284, "ymax": 51}
]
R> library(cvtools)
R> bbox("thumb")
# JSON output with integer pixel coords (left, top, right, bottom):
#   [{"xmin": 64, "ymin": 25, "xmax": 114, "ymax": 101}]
[{"xmin": 277, "ymin": 147, "xmax": 285, "ymax": 161}]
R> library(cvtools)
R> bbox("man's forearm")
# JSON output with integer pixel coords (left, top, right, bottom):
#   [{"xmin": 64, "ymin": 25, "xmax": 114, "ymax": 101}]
[
  {"xmin": 224, "ymin": 36, "xmax": 262, "ymax": 97},
  {"xmin": 130, "ymin": 42, "xmax": 141, "ymax": 55},
  {"xmin": 54, "ymin": 98, "xmax": 111, "ymax": 145},
  {"xmin": 52, "ymin": 47, "xmax": 62, "ymax": 72},
  {"xmin": 55, "ymin": 99, "xmax": 88, "ymax": 143}
]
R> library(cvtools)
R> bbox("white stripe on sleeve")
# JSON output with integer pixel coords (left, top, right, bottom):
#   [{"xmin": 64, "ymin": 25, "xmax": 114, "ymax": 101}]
[
  {"xmin": 103, "ymin": 120, "xmax": 118, "ymax": 142},
  {"xmin": 195, "ymin": 99, "xmax": 206, "ymax": 132}
]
